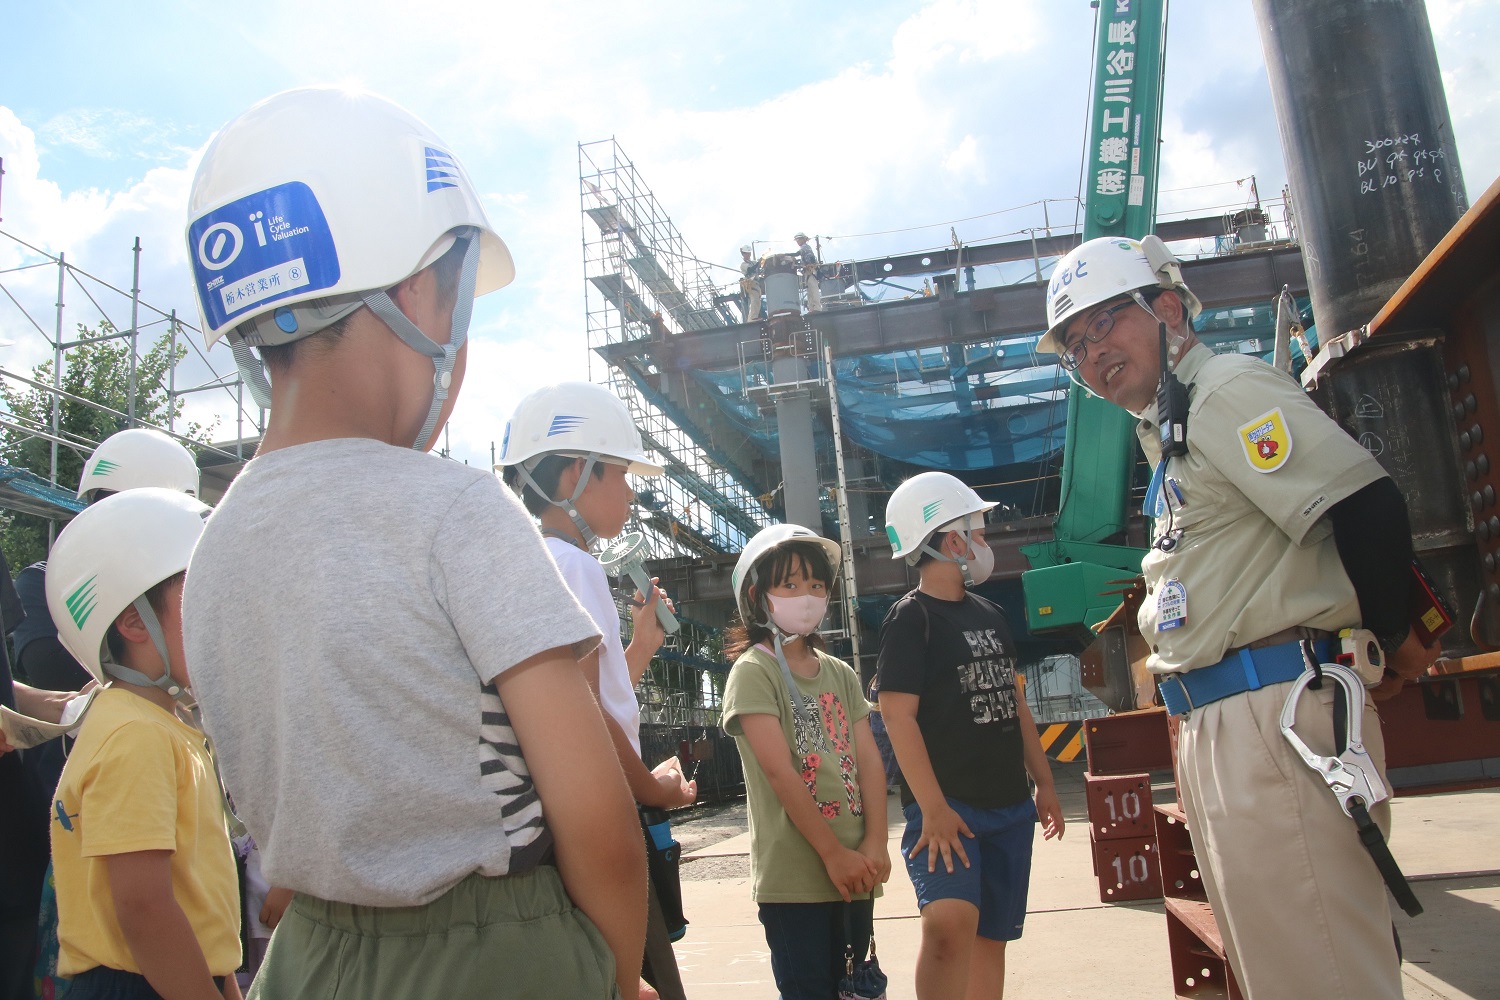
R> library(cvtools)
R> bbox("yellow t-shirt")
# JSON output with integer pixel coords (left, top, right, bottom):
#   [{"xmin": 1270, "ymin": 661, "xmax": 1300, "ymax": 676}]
[{"xmin": 50, "ymin": 687, "xmax": 241, "ymax": 977}]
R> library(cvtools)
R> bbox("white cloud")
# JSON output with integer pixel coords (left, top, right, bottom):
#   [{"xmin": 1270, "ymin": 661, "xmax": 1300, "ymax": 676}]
[
  {"xmin": 38, "ymin": 108, "xmax": 192, "ymax": 163},
  {"xmin": 0, "ymin": 109, "xmax": 240, "ymax": 441},
  {"xmin": 1, "ymin": 0, "xmax": 1496, "ymax": 473},
  {"xmin": 944, "ymin": 134, "xmax": 982, "ymax": 180},
  {"xmin": 891, "ymin": 0, "xmax": 1044, "ymax": 72}
]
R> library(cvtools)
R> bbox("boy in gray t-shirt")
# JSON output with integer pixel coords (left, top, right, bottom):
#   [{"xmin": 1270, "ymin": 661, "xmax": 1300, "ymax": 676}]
[{"xmin": 181, "ymin": 88, "xmax": 645, "ymax": 1000}]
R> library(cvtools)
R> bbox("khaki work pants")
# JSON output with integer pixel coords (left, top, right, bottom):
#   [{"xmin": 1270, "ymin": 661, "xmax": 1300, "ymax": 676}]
[{"xmin": 1177, "ymin": 680, "xmax": 1404, "ymax": 1000}]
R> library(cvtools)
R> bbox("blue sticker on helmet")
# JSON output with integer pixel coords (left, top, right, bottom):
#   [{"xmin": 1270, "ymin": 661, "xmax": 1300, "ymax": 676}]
[{"xmin": 189, "ymin": 181, "xmax": 340, "ymax": 332}]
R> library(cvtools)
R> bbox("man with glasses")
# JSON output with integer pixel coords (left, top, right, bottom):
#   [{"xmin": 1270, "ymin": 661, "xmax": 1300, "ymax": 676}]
[{"xmin": 1036, "ymin": 236, "xmax": 1437, "ymax": 999}]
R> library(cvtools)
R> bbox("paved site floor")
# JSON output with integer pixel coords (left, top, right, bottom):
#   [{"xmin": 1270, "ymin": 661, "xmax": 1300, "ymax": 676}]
[{"xmin": 669, "ymin": 762, "xmax": 1499, "ymax": 999}]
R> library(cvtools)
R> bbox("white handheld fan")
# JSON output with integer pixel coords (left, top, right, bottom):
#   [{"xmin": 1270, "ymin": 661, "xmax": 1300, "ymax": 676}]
[{"xmin": 598, "ymin": 531, "xmax": 680, "ymax": 634}]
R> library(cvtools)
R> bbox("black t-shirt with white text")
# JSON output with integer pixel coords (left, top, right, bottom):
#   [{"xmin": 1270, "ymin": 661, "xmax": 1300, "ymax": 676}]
[{"xmin": 876, "ymin": 589, "xmax": 1029, "ymax": 810}]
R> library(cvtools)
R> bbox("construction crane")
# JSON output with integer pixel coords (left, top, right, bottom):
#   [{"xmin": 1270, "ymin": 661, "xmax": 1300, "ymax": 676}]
[{"xmin": 1019, "ymin": 0, "xmax": 1167, "ymax": 636}]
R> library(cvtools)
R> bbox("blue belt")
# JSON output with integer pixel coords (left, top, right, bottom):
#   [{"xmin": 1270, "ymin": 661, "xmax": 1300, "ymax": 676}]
[{"xmin": 1158, "ymin": 638, "xmax": 1338, "ymax": 716}]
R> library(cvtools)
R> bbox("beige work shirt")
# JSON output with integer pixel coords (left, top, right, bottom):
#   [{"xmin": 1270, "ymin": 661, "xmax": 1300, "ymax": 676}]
[{"xmin": 1134, "ymin": 343, "xmax": 1387, "ymax": 674}]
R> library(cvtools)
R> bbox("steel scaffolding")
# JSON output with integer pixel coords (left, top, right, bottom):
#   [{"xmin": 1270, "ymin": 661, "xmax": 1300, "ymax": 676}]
[
  {"xmin": 579, "ymin": 139, "xmax": 773, "ymax": 559},
  {"xmin": 0, "ymin": 228, "xmax": 259, "ymax": 511}
]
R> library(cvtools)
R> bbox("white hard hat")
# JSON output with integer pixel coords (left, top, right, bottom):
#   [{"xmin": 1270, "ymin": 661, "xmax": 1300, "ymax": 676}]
[
  {"xmin": 794, "ymin": 232, "xmax": 809, "ymax": 241},
  {"xmin": 186, "ymin": 87, "xmax": 514, "ymax": 348},
  {"xmin": 740, "ymin": 245, "xmax": 752, "ymax": 254},
  {"xmin": 731, "ymin": 523, "xmax": 842, "ymax": 623},
  {"xmin": 1038, "ymin": 235, "xmax": 1202, "ymax": 356},
  {"xmin": 45, "ymin": 488, "xmax": 209, "ymax": 687},
  {"xmin": 885, "ymin": 472, "xmax": 996, "ymax": 564},
  {"xmin": 497, "ymin": 382, "xmax": 664, "ymax": 476},
  {"xmin": 77, "ymin": 428, "xmax": 200, "ymax": 502}
]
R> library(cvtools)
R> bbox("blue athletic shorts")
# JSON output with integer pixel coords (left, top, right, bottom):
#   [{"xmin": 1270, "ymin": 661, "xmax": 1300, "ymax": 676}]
[{"xmin": 900, "ymin": 796, "xmax": 1037, "ymax": 941}]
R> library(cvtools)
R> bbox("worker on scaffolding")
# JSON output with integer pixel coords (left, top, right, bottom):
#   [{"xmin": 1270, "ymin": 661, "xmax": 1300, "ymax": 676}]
[
  {"xmin": 1038, "ymin": 234, "xmax": 1439, "ymax": 1000},
  {"xmin": 739, "ymin": 245, "xmax": 763, "ymax": 323},
  {"xmin": 793, "ymin": 232, "xmax": 823, "ymax": 313}
]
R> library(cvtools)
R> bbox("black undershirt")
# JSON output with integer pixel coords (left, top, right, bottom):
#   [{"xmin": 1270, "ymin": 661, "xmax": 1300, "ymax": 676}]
[{"xmin": 1327, "ymin": 477, "xmax": 1414, "ymax": 652}]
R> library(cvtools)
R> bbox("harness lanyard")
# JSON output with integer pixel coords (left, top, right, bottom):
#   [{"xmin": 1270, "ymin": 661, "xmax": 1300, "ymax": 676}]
[
  {"xmin": 1144, "ymin": 458, "xmax": 1168, "ymax": 519},
  {"xmin": 1281, "ymin": 648, "xmax": 1423, "ymax": 917}
]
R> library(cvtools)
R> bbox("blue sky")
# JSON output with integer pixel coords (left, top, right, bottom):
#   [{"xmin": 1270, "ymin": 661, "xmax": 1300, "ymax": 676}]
[{"xmin": 1, "ymin": 0, "xmax": 1496, "ymax": 470}]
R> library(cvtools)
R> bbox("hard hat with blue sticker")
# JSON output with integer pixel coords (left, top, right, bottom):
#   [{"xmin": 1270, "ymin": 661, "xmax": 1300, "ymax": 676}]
[{"xmin": 188, "ymin": 182, "xmax": 341, "ymax": 334}]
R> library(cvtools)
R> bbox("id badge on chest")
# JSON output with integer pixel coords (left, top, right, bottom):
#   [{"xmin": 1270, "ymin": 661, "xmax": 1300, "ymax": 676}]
[{"xmin": 1156, "ymin": 579, "xmax": 1187, "ymax": 632}]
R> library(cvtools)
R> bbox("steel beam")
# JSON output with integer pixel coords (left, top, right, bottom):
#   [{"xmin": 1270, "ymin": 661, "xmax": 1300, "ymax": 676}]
[
  {"xmin": 845, "ymin": 215, "xmax": 1231, "ymax": 282},
  {"xmin": 598, "ymin": 246, "xmax": 1307, "ymax": 371}
]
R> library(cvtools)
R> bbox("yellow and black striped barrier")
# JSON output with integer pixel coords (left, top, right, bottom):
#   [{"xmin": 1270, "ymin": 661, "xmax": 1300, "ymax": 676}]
[{"xmin": 1036, "ymin": 720, "xmax": 1085, "ymax": 762}]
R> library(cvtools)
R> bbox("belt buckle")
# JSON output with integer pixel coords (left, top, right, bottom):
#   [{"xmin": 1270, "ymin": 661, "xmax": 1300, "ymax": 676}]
[{"xmin": 1163, "ymin": 673, "xmax": 1195, "ymax": 717}]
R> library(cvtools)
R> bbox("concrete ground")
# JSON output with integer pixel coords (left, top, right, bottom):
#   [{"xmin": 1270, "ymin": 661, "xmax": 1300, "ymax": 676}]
[{"xmin": 669, "ymin": 762, "xmax": 1500, "ymax": 999}]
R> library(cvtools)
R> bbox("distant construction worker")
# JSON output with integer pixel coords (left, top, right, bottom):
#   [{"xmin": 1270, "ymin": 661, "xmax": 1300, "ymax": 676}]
[
  {"xmin": 739, "ymin": 245, "xmax": 763, "ymax": 322},
  {"xmin": 793, "ymin": 232, "xmax": 823, "ymax": 313},
  {"xmin": 1038, "ymin": 234, "xmax": 1439, "ymax": 1000}
]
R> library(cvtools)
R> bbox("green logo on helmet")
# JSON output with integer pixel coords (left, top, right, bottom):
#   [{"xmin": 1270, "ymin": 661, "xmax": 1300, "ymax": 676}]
[
  {"xmin": 90, "ymin": 459, "xmax": 120, "ymax": 477},
  {"xmin": 922, "ymin": 500, "xmax": 943, "ymax": 523},
  {"xmin": 65, "ymin": 576, "xmax": 99, "ymax": 630},
  {"xmin": 885, "ymin": 525, "xmax": 900, "ymax": 547}
]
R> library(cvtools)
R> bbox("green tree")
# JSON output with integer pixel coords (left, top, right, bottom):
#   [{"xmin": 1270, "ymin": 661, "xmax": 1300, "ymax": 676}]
[{"xmin": 0, "ymin": 319, "xmax": 215, "ymax": 568}]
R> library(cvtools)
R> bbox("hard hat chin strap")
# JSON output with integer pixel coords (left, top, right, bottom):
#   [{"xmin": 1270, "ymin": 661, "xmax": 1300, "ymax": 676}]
[
  {"xmin": 362, "ymin": 227, "xmax": 482, "ymax": 453},
  {"xmin": 225, "ymin": 228, "xmax": 481, "ymax": 453},
  {"xmin": 231, "ymin": 340, "xmax": 275, "ymax": 413},
  {"xmin": 515, "ymin": 453, "xmax": 602, "ymax": 548},
  {"xmin": 104, "ymin": 596, "xmax": 199, "ymax": 720},
  {"xmin": 1129, "ymin": 289, "xmax": 1191, "ymax": 371},
  {"xmin": 919, "ymin": 528, "xmax": 979, "ymax": 588}
]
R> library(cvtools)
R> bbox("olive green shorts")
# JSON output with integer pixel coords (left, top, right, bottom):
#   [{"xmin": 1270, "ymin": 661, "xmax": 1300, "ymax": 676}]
[{"xmin": 247, "ymin": 867, "xmax": 620, "ymax": 999}]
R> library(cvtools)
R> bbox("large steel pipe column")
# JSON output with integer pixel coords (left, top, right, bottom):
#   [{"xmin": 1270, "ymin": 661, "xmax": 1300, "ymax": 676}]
[
  {"xmin": 1253, "ymin": 0, "xmax": 1467, "ymax": 338},
  {"xmin": 759, "ymin": 251, "xmax": 823, "ymax": 530}
]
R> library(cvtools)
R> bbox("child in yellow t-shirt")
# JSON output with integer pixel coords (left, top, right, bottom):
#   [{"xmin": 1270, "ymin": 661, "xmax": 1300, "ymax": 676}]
[{"xmin": 46, "ymin": 489, "xmax": 241, "ymax": 1000}]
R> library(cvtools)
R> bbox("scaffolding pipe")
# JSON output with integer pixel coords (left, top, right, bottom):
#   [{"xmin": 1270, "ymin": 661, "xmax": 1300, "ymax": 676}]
[
  {"xmin": 0, "ymin": 368, "xmax": 242, "ymax": 463},
  {"xmin": 824, "ymin": 341, "xmax": 860, "ymax": 668},
  {"xmin": 128, "ymin": 237, "xmax": 140, "ymax": 425},
  {"xmin": 0, "ymin": 417, "xmax": 93, "ymax": 452},
  {"xmin": 168, "ymin": 310, "xmax": 177, "ymax": 433},
  {"xmin": 47, "ymin": 252, "xmax": 64, "ymax": 545},
  {"xmin": 50, "ymin": 253, "xmax": 63, "ymax": 488}
]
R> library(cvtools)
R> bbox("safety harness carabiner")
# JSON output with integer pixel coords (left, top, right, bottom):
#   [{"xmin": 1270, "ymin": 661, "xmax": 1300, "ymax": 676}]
[{"xmin": 1279, "ymin": 652, "xmax": 1422, "ymax": 917}]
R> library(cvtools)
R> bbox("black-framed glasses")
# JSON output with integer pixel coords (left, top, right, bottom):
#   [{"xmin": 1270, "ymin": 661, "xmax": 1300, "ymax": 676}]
[{"xmin": 1058, "ymin": 300, "xmax": 1136, "ymax": 371}]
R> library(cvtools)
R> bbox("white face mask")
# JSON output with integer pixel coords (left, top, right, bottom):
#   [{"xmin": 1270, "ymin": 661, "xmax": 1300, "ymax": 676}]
[
  {"xmin": 766, "ymin": 593, "xmax": 828, "ymax": 637},
  {"xmin": 961, "ymin": 537, "xmax": 995, "ymax": 587}
]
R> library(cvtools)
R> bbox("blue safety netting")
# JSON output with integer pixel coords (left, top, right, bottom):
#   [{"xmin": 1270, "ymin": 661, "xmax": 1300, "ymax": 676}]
[
  {"xmin": 0, "ymin": 463, "xmax": 87, "ymax": 520},
  {"xmin": 682, "ymin": 296, "xmax": 1309, "ymax": 479}
]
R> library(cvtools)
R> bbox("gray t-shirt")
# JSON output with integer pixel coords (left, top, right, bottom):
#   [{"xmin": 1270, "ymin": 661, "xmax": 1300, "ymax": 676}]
[{"xmin": 183, "ymin": 438, "xmax": 601, "ymax": 907}]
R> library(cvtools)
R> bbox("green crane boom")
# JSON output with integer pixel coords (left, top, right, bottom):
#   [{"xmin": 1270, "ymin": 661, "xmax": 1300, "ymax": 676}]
[{"xmin": 1020, "ymin": 0, "xmax": 1167, "ymax": 636}]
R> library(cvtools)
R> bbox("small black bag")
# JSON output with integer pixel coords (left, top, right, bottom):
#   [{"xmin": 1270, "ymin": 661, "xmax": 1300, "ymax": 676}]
[
  {"xmin": 639, "ymin": 805, "xmax": 688, "ymax": 941},
  {"xmin": 837, "ymin": 903, "xmax": 886, "ymax": 1000}
]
